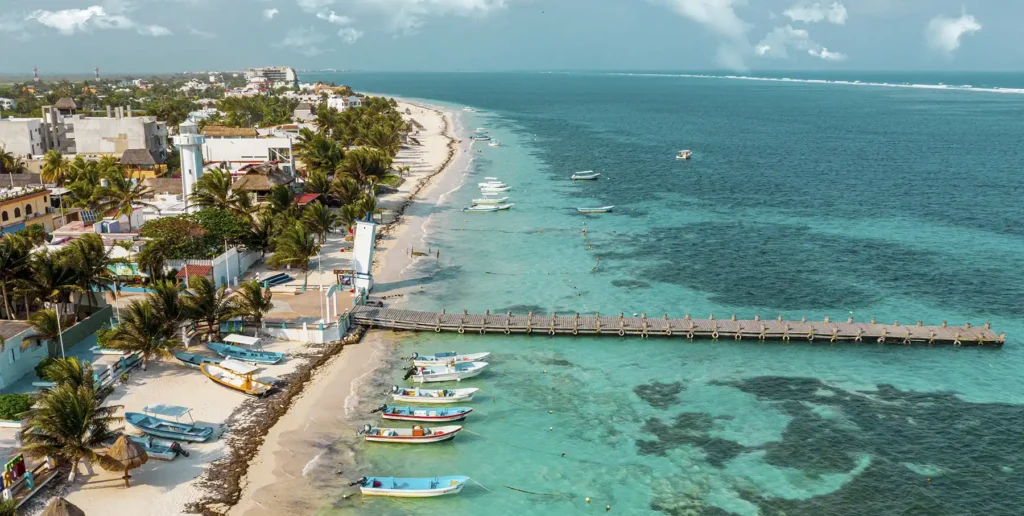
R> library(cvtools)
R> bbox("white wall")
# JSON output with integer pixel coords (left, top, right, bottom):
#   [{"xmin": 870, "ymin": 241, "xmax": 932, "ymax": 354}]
[
  {"xmin": 202, "ymin": 137, "xmax": 294, "ymax": 174},
  {"xmin": 0, "ymin": 119, "xmax": 46, "ymax": 156},
  {"xmin": 66, "ymin": 116, "xmax": 167, "ymax": 158}
]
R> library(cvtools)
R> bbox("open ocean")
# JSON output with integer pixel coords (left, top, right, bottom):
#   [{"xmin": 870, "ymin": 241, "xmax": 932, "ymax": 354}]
[{"xmin": 300, "ymin": 71, "xmax": 1024, "ymax": 515}]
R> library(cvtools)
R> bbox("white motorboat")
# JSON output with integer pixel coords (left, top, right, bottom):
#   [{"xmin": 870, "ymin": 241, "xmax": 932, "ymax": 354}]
[
  {"xmin": 463, "ymin": 206, "xmax": 498, "ymax": 213},
  {"xmin": 478, "ymin": 181, "xmax": 507, "ymax": 188},
  {"xmin": 480, "ymin": 185, "xmax": 511, "ymax": 192},
  {"xmin": 352, "ymin": 476, "xmax": 469, "ymax": 498},
  {"xmin": 571, "ymin": 171, "xmax": 601, "ymax": 180},
  {"xmin": 488, "ymin": 140, "xmax": 500, "ymax": 147},
  {"xmin": 472, "ymin": 197, "xmax": 508, "ymax": 205},
  {"xmin": 495, "ymin": 204, "xmax": 514, "ymax": 210},
  {"xmin": 577, "ymin": 206, "xmax": 615, "ymax": 214},
  {"xmin": 404, "ymin": 362, "xmax": 489, "ymax": 383},
  {"xmin": 676, "ymin": 150, "xmax": 692, "ymax": 160},
  {"xmin": 359, "ymin": 424, "xmax": 463, "ymax": 444},
  {"xmin": 391, "ymin": 385, "xmax": 480, "ymax": 403}
]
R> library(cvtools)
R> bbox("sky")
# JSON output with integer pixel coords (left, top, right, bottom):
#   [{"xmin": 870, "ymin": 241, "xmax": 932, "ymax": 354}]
[{"xmin": 0, "ymin": 0, "xmax": 1021, "ymax": 74}]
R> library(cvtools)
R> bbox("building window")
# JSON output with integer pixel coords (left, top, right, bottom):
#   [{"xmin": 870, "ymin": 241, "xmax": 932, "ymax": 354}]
[
  {"xmin": 25, "ymin": 204, "xmax": 33, "ymax": 215},
  {"xmin": 13, "ymin": 208, "xmax": 20, "ymax": 218},
  {"xmin": 1, "ymin": 212, "xmax": 7, "ymax": 222}
]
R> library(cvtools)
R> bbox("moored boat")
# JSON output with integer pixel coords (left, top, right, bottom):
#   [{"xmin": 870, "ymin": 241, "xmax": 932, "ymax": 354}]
[
  {"xmin": 358, "ymin": 424, "xmax": 462, "ymax": 444},
  {"xmin": 372, "ymin": 404, "xmax": 473, "ymax": 422},
  {"xmin": 495, "ymin": 203, "xmax": 514, "ymax": 210},
  {"xmin": 391, "ymin": 385, "xmax": 480, "ymax": 403},
  {"xmin": 200, "ymin": 363, "xmax": 272, "ymax": 397},
  {"xmin": 207, "ymin": 342, "xmax": 284, "ymax": 365},
  {"xmin": 403, "ymin": 362, "xmax": 489, "ymax": 383},
  {"xmin": 463, "ymin": 205, "xmax": 498, "ymax": 213},
  {"xmin": 571, "ymin": 171, "xmax": 601, "ymax": 180},
  {"xmin": 411, "ymin": 351, "xmax": 492, "ymax": 367},
  {"xmin": 173, "ymin": 351, "xmax": 220, "ymax": 370},
  {"xmin": 127, "ymin": 435, "xmax": 189, "ymax": 460},
  {"xmin": 124, "ymin": 405, "xmax": 215, "ymax": 442},
  {"xmin": 477, "ymin": 181, "xmax": 507, "ymax": 188},
  {"xmin": 471, "ymin": 197, "xmax": 509, "ymax": 205},
  {"xmin": 676, "ymin": 149, "xmax": 692, "ymax": 160},
  {"xmin": 488, "ymin": 140, "xmax": 500, "ymax": 147},
  {"xmin": 350, "ymin": 476, "xmax": 469, "ymax": 498},
  {"xmin": 479, "ymin": 185, "xmax": 511, "ymax": 192},
  {"xmin": 577, "ymin": 206, "xmax": 615, "ymax": 214}
]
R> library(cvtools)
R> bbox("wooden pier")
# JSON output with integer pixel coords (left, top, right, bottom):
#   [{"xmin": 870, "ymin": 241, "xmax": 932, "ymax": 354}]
[{"xmin": 349, "ymin": 307, "xmax": 1006, "ymax": 347}]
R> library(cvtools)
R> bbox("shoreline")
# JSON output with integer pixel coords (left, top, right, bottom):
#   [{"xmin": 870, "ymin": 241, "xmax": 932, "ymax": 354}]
[{"xmin": 224, "ymin": 99, "xmax": 466, "ymax": 515}]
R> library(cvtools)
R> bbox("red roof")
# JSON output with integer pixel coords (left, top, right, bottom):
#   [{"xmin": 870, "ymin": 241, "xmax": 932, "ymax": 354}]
[
  {"xmin": 293, "ymin": 193, "xmax": 320, "ymax": 205},
  {"xmin": 176, "ymin": 265, "xmax": 214, "ymax": 279}
]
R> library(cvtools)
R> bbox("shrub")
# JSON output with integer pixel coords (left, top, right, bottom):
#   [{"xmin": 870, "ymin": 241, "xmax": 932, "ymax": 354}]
[
  {"xmin": 0, "ymin": 393, "xmax": 33, "ymax": 420},
  {"xmin": 34, "ymin": 356, "xmax": 56, "ymax": 381}
]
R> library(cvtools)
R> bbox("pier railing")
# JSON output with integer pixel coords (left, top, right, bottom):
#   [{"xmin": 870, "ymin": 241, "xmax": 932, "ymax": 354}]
[{"xmin": 349, "ymin": 307, "xmax": 1005, "ymax": 347}]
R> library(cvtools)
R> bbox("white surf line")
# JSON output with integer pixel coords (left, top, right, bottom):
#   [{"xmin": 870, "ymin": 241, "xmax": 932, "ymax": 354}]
[{"xmin": 605, "ymin": 72, "xmax": 1024, "ymax": 95}]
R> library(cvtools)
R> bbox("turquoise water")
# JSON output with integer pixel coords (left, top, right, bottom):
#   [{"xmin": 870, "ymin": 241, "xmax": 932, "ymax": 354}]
[{"xmin": 306, "ymin": 72, "xmax": 1024, "ymax": 515}]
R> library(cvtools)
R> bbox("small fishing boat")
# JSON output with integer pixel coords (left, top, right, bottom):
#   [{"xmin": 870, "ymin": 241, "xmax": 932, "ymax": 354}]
[
  {"xmin": 207, "ymin": 342, "xmax": 284, "ymax": 365},
  {"xmin": 391, "ymin": 386, "xmax": 480, "ymax": 404},
  {"xmin": 474, "ymin": 128, "xmax": 488, "ymax": 133},
  {"xmin": 201, "ymin": 363, "xmax": 272, "ymax": 397},
  {"xmin": 127, "ymin": 435, "xmax": 189, "ymax": 460},
  {"xmin": 358, "ymin": 424, "xmax": 462, "ymax": 444},
  {"xmin": 494, "ymin": 203, "xmax": 514, "ymax": 210},
  {"xmin": 577, "ymin": 206, "xmax": 615, "ymax": 214},
  {"xmin": 372, "ymin": 404, "xmax": 474, "ymax": 422},
  {"xmin": 350, "ymin": 476, "xmax": 470, "ymax": 498},
  {"xmin": 571, "ymin": 171, "xmax": 601, "ymax": 180},
  {"xmin": 479, "ymin": 185, "xmax": 511, "ymax": 192},
  {"xmin": 124, "ymin": 405, "xmax": 215, "ymax": 442},
  {"xmin": 173, "ymin": 351, "xmax": 220, "ymax": 370},
  {"xmin": 470, "ymin": 134, "xmax": 491, "ymax": 141},
  {"xmin": 411, "ymin": 351, "xmax": 492, "ymax": 367},
  {"xmin": 471, "ymin": 197, "xmax": 508, "ymax": 205},
  {"xmin": 477, "ymin": 181, "xmax": 506, "ymax": 188},
  {"xmin": 463, "ymin": 206, "xmax": 498, "ymax": 213},
  {"xmin": 403, "ymin": 362, "xmax": 489, "ymax": 383},
  {"xmin": 488, "ymin": 140, "xmax": 500, "ymax": 147},
  {"xmin": 676, "ymin": 149, "xmax": 692, "ymax": 160}
]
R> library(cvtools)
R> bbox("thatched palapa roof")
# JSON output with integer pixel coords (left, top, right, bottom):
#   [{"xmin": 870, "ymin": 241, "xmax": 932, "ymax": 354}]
[
  {"xmin": 141, "ymin": 177, "xmax": 182, "ymax": 196},
  {"xmin": 42, "ymin": 497, "xmax": 86, "ymax": 516},
  {"xmin": 102, "ymin": 434, "xmax": 149, "ymax": 487},
  {"xmin": 231, "ymin": 163, "xmax": 294, "ymax": 192},
  {"xmin": 54, "ymin": 97, "xmax": 79, "ymax": 111},
  {"xmin": 120, "ymin": 148, "xmax": 162, "ymax": 166}
]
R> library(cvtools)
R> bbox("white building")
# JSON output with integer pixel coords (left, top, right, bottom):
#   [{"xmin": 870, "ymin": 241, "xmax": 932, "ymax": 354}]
[
  {"xmin": 62, "ymin": 112, "xmax": 168, "ymax": 160},
  {"xmin": 202, "ymin": 135, "xmax": 296, "ymax": 176},
  {"xmin": 326, "ymin": 95, "xmax": 362, "ymax": 112},
  {"xmin": 0, "ymin": 117, "xmax": 49, "ymax": 156},
  {"xmin": 180, "ymin": 79, "xmax": 209, "ymax": 93},
  {"xmin": 245, "ymin": 66, "xmax": 298, "ymax": 88}
]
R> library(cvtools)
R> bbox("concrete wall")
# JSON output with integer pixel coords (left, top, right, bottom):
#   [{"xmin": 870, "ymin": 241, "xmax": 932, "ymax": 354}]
[
  {"xmin": 0, "ymin": 119, "xmax": 46, "ymax": 156},
  {"xmin": 65, "ymin": 116, "xmax": 168, "ymax": 159},
  {"xmin": 202, "ymin": 137, "xmax": 295, "ymax": 174},
  {"xmin": 0, "ymin": 190, "xmax": 53, "ymax": 233},
  {"xmin": 0, "ymin": 328, "xmax": 49, "ymax": 391},
  {"xmin": 57, "ymin": 305, "xmax": 114, "ymax": 356}
]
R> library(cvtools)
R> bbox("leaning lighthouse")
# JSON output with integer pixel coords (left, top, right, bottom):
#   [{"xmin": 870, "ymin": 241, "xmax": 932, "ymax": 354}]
[{"xmin": 173, "ymin": 120, "xmax": 206, "ymax": 213}]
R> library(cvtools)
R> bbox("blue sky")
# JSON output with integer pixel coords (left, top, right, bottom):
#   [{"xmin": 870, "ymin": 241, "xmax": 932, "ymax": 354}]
[{"xmin": 0, "ymin": 0, "xmax": 1021, "ymax": 74}]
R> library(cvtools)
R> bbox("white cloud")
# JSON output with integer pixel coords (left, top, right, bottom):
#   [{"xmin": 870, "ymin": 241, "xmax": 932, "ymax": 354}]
[
  {"xmin": 756, "ymin": 24, "xmax": 846, "ymax": 61},
  {"xmin": 26, "ymin": 5, "xmax": 171, "ymax": 36},
  {"xmin": 355, "ymin": 0, "xmax": 512, "ymax": 34},
  {"xmin": 337, "ymin": 27, "xmax": 363, "ymax": 44},
  {"xmin": 280, "ymin": 26, "xmax": 328, "ymax": 56},
  {"xmin": 808, "ymin": 47, "xmax": 846, "ymax": 61},
  {"xmin": 783, "ymin": 2, "xmax": 848, "ymax": 25},
  {"xmin": 316, "ymin": 10, "xmax": 353, "ymax": 25},
  {"xmin": 658, "ymin": 0, "xmax": 750, "ymax": 41},
  {"xmin": 297, "ymin": 0, "xmax": 337, "ymax": 12},
  {"xmin": 925, "ymin": 13, "xmax": 981, "ymax": 54},
  {"xmin": 187, "ymin": 25, "xmax": 216, "ymax": 39},
  {"xmin": 264, "ymin": 8, "xmax": 280, "ymax": 20},
  {"xmin": 0, "ymin": 14, "xmax": 31, "ymax": 40}
]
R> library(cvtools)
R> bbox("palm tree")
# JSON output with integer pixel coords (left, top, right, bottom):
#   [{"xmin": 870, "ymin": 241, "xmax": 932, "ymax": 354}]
[
  {"xmin": 329, "ymin": 176, "xmax": 362, "ymax": 207},
  {"xmin": 301, "ymin": 201, "xmax": 338, "ymax": 244},
  {"xmin": 337, "ymin": 147, "xmax": 391, "ymax": 186},
  {"xmin": 35, "ymin": 356, "xmax": 114, "ymax": 400},
  {"xmin": 230, "ymin": 280, "xmax": 274, "ymax": 330},
  {"xmin": 267, "ymin": 222, "xmax": 320, "ymax": 288},
  {"xmin": 147, "ymin": 279, "xmax": 186, "ymax": 338},
  {"xmin": 190, "ymin": 167, "xmax": 249, "ymax": 215},
  {"xmin": 267, "ymin": 185, "xmax": 295, "ymax": 216},
  {"xmin": 24, "ymin": 250, "xmax": 79, "ymax": 317},
  {"xmin": 295, "ymin": 128, "xmax": 344, "ymax": 175},
  {"xmin": 21, "ymin": 383, "xmax": 122, "ymax": 482},
  {"xmin": 40, "ymin": 150, "xmax": 71, "ymax": 185},
  {"xmin": 0, "ymin": 235, "xmax": 30, "ymax": 319},
  {"xmin": 183, "ymin": 276, "xmax": 232, "ymax": 343},
  {"xmin": 0, "ymin": 146, "xmax": 14, "ymax": 174},
  {"xmin": 64, "ymin": 233, "xmax": 115, "ymax": 314},
  {"xmin": 360, "ymin": 121, "xmax": 403, "ymax": 157},
  {"xmin": 24, "ymin": 310, "xmax": 75, "ymax": 358},
  {"xmin": 243, "ymin": 209, "xmax": 275, "ymax": 260},
  {"xmin": 104, "ymin": 299, "xmax": 180, "ymax": 370},
  {"xmin": 93, "ymin": 170, "xmax": 155, "ymax": 232},
  {"xmin": 304, "ymin": 169, "xmax": 331, "ymax": 197}
]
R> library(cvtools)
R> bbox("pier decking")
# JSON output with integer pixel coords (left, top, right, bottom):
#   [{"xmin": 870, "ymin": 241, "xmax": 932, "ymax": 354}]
[{"xmin": 349, "ymin": 307, "xmax": 1005, "ymax": 347}]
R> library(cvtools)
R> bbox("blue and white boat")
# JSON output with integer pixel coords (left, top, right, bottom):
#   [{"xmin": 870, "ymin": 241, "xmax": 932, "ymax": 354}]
[
  {"xmin": 173, "ymin": 351, "xmax": 220, "ymax": 369},
  {"xmin": 125, "ymin": 405, "xmax": 215, "ymax": 442},
  {"xmin": 127, "ymin": 435, "xmax": 189, "ymax": 461},
  {"xmin": 391, "ymin": 386, "xmax": 479, "ymax": 404},
  {"xmin": 411, "ymin": 351, "xmax": 491, "ymax": 367},
  {"xmin": 404, "ymin": 362, "xmax": 489, "ymax": 383},
  {"xmin": 351, "ymin": 476, "xmax": 470, "ymax": 498},
  {"xmin": 372, "ymin": 404, "xmax": 473, "ymax": 422},
  {"xmin": 207, "ymin": 342, "xmax": 284, "ymax": 365}
]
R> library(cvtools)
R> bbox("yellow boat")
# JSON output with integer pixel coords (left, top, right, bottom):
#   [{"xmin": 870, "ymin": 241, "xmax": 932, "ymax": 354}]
[{"xmin": 200, "ymin": 362, "xmax": 272, "ymax": 397}]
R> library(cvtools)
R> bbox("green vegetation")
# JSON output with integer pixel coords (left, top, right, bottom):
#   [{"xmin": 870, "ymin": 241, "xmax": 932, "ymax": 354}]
[
  {"xmin": 218, "ymin": 95, "xmax": 298, "ymax": 128},
  {"xmin": 0, "ymin": 393, "xmax": 33, "ymax": 420}
]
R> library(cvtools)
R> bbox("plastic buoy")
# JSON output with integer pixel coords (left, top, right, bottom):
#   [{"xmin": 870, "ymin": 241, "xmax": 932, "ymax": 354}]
[
  {"xmin": 549, "ymin": 427, "xmax": 553, "ymax": 431},
  {"xmin": 585, "ymin": 497, "xmax": 591, "ymax": 503},
  {"xmin": 561, "ymin": 452, "xmax": 565, "ymax": 457},
  {"xmin": 548, "ymin": 410, "xmax": 553, "ymax": 414},
  {"xmin": 606, "ymin": 505, "xmax": 611, "ymax": 511},
  {"xmin": 543, "ymin": 370, "xmax": 547, "ymax": 374}
]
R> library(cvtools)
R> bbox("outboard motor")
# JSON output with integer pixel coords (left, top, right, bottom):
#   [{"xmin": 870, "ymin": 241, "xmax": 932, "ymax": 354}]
[
  {"xmin": 402, "ymin": 366, "xmax": 418, "ymax": 380},
  {"xmin": 357, "ymin": 424, "xmax": 372, "ymax": 435},
  {"xmin": 391, "ymin": 385, "xmax": 400, "ymax": 394},
  {"xmin": 171, "ymin": 441, "xmax": 190, "ymax": 458},
  {"xmin": 370, "ymin": 404, "xmax": 388, "ymax": 414},
  {"xmin": 348, "ymin": 476, "xmax": 368, "ymax": 487},
  {"xmin": 410, "ymin": 352, "xmax": 419, "ymax": 360}
]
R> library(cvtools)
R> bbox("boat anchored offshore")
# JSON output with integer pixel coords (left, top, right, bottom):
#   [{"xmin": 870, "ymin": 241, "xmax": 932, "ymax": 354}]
[
  {"xmin": 391, "ymin": 385, "xmax": 480, "ymax": 404},
  {"xmin": 350, "ymin": 476, "xmax": 470, "ymax": 498},
  {"xmin": 471, "ymin": 197, "xmax": 509, "ymax": 205},
  {"xmin": 477, "ymin": 181, "xmax": 507, "ymax": 188},
  {"xmin": 125, "ymin": 405, "xmax": 215, "ymax": 442},
  {"xmin": 676, "ymin": 149, "xmax": 692, "ymax": 160},
  {"xmin": 577, "ymin": 206, "xmax": 615, "ymax": 214},
  {"xmin": 488, "ymin": 140, "xmax": 501, "ymax": 147},
  {"xmin": 411, "ymin": 351, "xmax": 492, "ymax": 367},
  {"xmin": 373, "ymin": 404, "xmax": 474, "ymax": 422},
  {"xmin": 463, "ymin": 205, "xmax": 499, "ymax": 213},
  {"xmin": 404, "ymin": 362, "xmax": 489, "ymax": 383},
  {"xmin": 571, "ymin": 171, "xmax": 601, "ymax": 180},
  {"xmin": 359, "ymin": 424, "xmax": 462, "ymax": 444},
  {"xmin": 480, "ymin": 185, "xmax": 511, "ymax": 192}
]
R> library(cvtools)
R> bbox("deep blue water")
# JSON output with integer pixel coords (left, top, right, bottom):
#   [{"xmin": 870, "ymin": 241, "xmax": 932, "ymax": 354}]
[{"xmin": 302, "ymin": 71, "xmax": 1024, "ymax": 515}]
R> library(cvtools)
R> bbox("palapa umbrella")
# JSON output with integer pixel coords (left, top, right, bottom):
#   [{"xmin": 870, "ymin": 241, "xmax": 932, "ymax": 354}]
[
  {"xmin": 101, "ymin": 435, "xmax": 149, "ymax": 487},
  {"xmin": 41, "ymin": 497, "xmax": 86, "ymax": 516}
]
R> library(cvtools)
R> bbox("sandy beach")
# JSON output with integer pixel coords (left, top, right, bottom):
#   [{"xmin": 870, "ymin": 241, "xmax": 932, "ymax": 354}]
[{"xmin": 29, "ymin": 100, "xmax": 465, "ymax": 516}]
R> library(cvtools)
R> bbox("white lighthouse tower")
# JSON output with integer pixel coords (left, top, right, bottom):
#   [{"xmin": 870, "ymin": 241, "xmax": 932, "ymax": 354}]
[
  {"xmin": 173, "ymin": 120, "xmax": 205, "ymax": 213},
  {"xmin": 352, "ymin": 213, "xmax": 379, "ymax": 294}
]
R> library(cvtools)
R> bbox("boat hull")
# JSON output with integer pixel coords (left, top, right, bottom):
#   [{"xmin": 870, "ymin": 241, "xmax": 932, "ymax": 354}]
[
  {"xmin": 392, "ymin": 393, "xmax": 475, "ymax": 404},
  {"xmin": 412, "ymin": 352, "xmax": 491, "ymax": 367},
  {"xmin": 360, "ymin": 483, "xmax": 466, "ymax": 497},
  {"xmin": 412, "ymin": 369, "xmax": 484, "ymax": 383},
  {"xmin": 200, "ymin": 364, "xmax": 272, "ymax": 397},
  {"xmin": 125, "ymin": 413, "xmax": 214, "ymax": 442},
  {"xmin": 363, "ymin": 426, "xmax": 462, "ymax": 444},
  {"xmin": 380, "ymin": 411, "xmax": 471, "ymax": 422}
]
